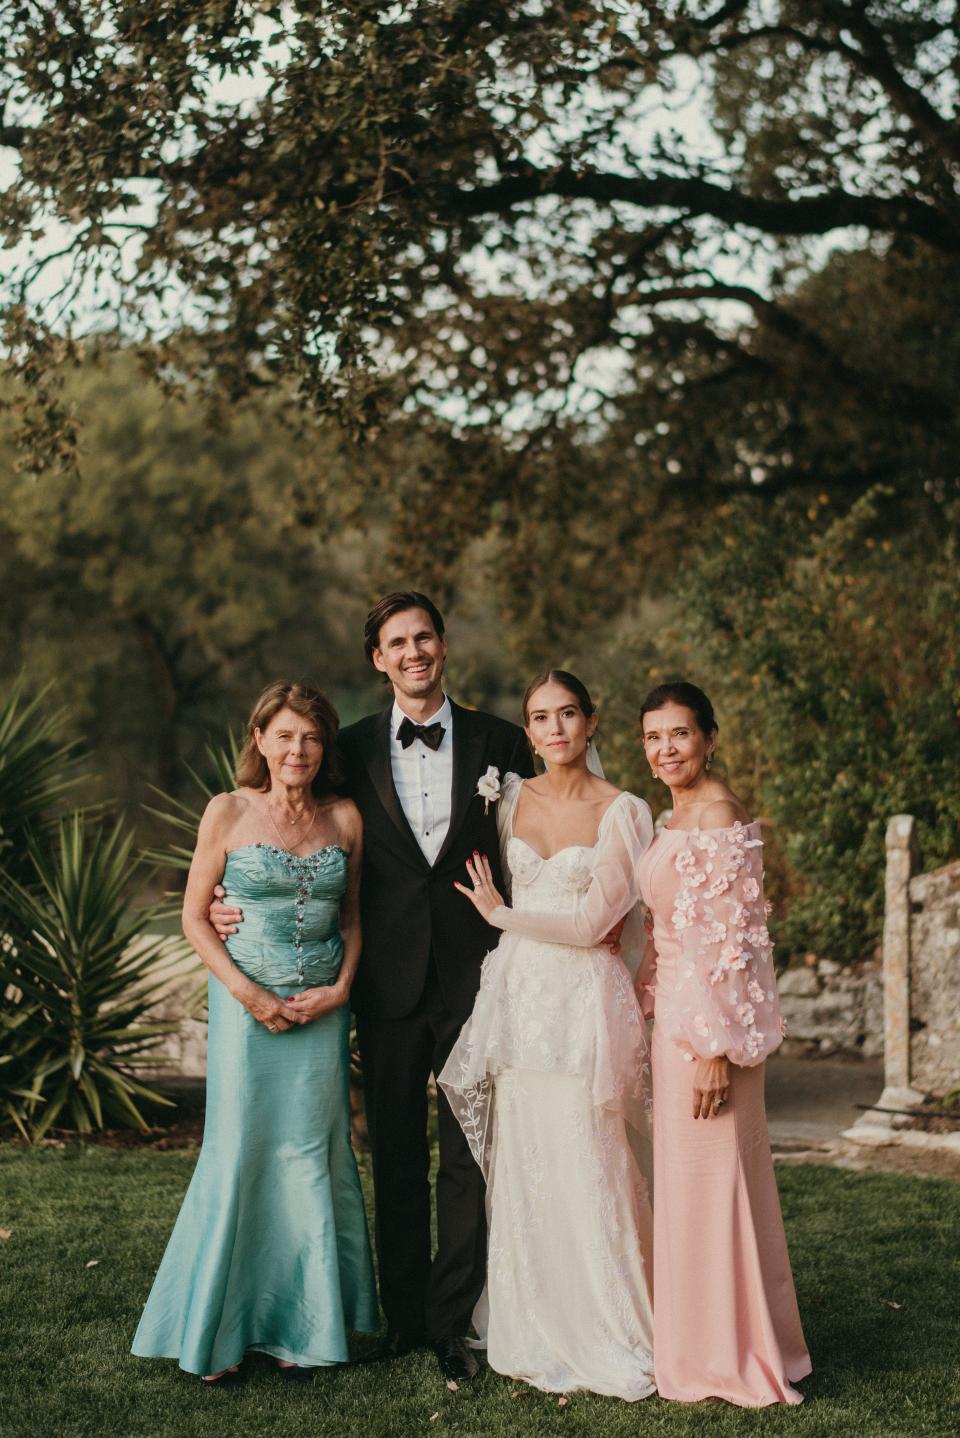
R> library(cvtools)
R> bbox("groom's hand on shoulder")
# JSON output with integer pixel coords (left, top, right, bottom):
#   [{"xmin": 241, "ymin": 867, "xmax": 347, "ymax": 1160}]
[{"xmin": 210, "ymin": 883, "xmax": 243, "ymax": 939}]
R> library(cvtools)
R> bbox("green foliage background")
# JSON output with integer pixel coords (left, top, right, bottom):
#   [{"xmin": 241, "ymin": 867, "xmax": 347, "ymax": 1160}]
[{"xmin": 2, "ymin": 3, "xmax": 959, "ymax": 971}]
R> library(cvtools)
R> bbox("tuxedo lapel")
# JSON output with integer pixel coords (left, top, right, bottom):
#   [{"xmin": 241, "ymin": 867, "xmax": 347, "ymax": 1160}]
[
  {"xmin": 362, "ymin": 709, "xmax": 429, "ymax": 867},
  {"xmin": 434, "ymin": 702, "xmax": 486, "ymax": 869}
]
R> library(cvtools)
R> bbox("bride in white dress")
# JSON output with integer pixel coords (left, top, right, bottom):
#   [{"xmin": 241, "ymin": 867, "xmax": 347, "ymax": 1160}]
[{"xmin": 438, "ymin": 671, "xmax": 656, "ymax": 1400}]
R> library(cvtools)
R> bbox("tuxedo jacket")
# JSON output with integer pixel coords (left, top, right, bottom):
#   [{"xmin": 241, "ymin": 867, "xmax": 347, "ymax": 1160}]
[{"xmin": 339, "ymin": 700, "xmax": 534, "ymax": 1022}]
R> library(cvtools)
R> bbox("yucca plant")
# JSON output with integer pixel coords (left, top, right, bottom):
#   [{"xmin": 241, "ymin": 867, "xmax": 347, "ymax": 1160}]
[
  {"xmin": 0, "ymin": 814, "xmax": 185, "ymax": 1138},
  {"xmin": 0, "ymin": 677, "xmax": 86, "ymax": 887},
  {"xmin": 142, "ymin": 734, "xmax": 241, "ymax": 873}
]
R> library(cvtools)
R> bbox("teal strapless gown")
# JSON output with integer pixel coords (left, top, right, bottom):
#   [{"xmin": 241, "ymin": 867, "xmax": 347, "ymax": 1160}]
[{"xmin": 132, "ymin": 843, "xmax": 378, "ymax": 1375}]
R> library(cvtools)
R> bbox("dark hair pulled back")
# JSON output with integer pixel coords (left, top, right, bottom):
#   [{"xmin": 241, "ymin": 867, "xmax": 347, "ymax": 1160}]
[{"xmin": 638, "ymin": 680, "xmax": 718, "ymax": 737}]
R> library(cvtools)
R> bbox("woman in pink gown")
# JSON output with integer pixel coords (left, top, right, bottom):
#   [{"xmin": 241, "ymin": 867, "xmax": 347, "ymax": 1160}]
[{"xmin": 636, "ymin": 681, "xmax": 810, "ymax": 1406}]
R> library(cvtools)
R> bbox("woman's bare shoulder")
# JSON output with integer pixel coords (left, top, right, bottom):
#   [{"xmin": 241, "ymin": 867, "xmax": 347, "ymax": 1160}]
[
  {"xmin": 324, "ymin": 794, "xmax": 362, "ymax": 838},
  {"xmin": 697, "ymin": 796, "xmax": 751, "ymax": 829},
  {"xmin": 591, "ymin": 776, "xmax": 624, "ymax": 801},
  {"xmin": 200, "ymin": 789, "xmax": 256, "ymax": 834}
]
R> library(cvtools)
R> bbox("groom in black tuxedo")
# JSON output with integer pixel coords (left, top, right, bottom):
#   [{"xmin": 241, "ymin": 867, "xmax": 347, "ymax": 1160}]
[{"xmin": 339, "ymin": 592, "xmax": 533, "ymax": 1380}]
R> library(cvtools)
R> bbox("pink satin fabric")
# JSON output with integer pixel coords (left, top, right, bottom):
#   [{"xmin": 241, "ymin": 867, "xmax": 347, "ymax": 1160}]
[{"xmin": 638, "ymin": 826, "xmax": 811, "ymax": 1406}]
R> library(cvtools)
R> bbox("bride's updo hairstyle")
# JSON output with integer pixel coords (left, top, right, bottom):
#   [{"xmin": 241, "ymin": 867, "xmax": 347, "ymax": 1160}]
[
  {"xmin": 235, "ymin": 680, "xmax": 343, "ymax": 795},
  {"xmin": 521, "ymin": 669, "xmax": 597, "ymax": 725},
  {"xmin": 638, "ymin": 680, "xmax": 717, "ymax": 738}
]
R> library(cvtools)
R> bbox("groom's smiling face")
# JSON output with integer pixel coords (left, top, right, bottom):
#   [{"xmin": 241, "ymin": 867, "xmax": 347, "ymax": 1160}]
[{"xmin": 372, "ymin": 606, "xmax": 448, "ymax": 702}]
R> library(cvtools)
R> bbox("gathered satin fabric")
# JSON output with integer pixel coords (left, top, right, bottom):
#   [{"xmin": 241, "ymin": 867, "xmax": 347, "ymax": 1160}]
[{"xmin": 132, "ymin": 844, "xmax": 377, "ymax": 1375}]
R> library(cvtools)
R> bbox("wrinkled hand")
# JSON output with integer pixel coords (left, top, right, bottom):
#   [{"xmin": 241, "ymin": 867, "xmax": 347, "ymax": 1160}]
[
  {"xmin": 210, "ymin": 882, "xmax": 243, "ymax": 941},
  {"xmin": 454, "ymin": 851, "xmax": 505, "ymax": 923},
  {"xmin": 602, "ymin": 916, "xmax": 626, "ymax": 955},
  {"xmin": 285, "ymin": 983, "xmax": 349, "ymax": 1024},
  {"xmin": 239, "ymin": 983, "xmax": 294, "ymax": 1033},
  {"xmin": 692, "ymin": 1056, "xmax": 731, "ymax": 1119}
]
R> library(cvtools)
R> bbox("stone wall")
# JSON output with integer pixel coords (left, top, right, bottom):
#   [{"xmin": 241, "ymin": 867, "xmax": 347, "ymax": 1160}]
[
  {"xmin": 909, "ymin": 860, "xmax": 960, "ymax": 1096},
  {"xmin": 778, "ymin": 957, "xmax": 883, "ymax": 1058}
]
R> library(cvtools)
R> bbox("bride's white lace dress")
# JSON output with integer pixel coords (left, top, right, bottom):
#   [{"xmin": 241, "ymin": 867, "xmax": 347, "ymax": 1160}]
[{"xmin": 439, "ymin": 776, "xmax": 656, "ymax": 1400}]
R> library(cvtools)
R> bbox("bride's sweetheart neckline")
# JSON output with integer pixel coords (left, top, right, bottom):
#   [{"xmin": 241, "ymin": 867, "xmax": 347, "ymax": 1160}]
[
  {"xmin": 507, "ymin": 788, "xmax": 631, "ymax": 863},
  {"xmin": 226, "ymin": 841, "xmax": 348, "ymax": 861},
  {"xmin": 508, "ymin": 835, "xmax": 597, "ymax": 864}
]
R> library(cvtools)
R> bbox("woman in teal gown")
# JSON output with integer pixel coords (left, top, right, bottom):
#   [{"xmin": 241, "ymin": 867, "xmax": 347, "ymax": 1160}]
[{"xmin": 132, "ymin": 682, "xmax": 377, "ymax": 1381}]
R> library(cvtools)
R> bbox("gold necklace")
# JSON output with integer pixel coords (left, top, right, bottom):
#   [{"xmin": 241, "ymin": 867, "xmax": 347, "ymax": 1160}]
[{"xmin": 268, "ymin": 798, "xmax": 317, "ymax": 851}]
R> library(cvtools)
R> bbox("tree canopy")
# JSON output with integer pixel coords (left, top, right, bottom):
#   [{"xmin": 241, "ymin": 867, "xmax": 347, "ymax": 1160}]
[
  {"xmin": 0, "ymin": 354, "xmax": 380, "ymax": 806},
  {"xmin": 3, "ymin": 3, "xmax": 959, "ymax": 962},
  {"xmin": 3, "ymin": 3, "xmax": 957, "ymax": 451}
]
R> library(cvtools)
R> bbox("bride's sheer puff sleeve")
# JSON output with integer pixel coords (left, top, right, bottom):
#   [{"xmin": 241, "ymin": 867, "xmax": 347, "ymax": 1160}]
[
  {"xmin": 669, "ymin": 823, "xmax": 784, "ymax": 1067},
  {"xmin": 491, "ymin": 793, "xmax": 654, "ymax": 947}
]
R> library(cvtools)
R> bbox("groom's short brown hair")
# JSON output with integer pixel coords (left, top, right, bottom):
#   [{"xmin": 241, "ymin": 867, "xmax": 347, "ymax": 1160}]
[{"xmin": 363, "ymin": 590, "xmax": 446, "ymax": 664}]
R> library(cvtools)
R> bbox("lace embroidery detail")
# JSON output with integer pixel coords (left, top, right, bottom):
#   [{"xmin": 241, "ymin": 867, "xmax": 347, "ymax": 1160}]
[{"xmin": 440, "ymin": 828, "xmax": 651, "ymax": 1174}]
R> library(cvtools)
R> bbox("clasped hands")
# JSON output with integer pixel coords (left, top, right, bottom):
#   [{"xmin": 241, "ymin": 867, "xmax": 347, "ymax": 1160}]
[
  {"xmin": 236, "ymin": 978, "xmax": 348, "ymax": 1034},
  {"xmin": 211, "ymin": 887, "xmax": 347, "ymax": 1034}
]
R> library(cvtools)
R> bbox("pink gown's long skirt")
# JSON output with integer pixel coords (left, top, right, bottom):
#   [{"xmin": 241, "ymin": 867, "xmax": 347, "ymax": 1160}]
[{"xmin": 651, "ymin": 1016, "xmax": 811, "ymax": 1405}]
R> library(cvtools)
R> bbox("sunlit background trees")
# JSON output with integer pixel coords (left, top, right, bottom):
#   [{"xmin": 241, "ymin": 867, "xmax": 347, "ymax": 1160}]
[{"xmin": 2, "ymin": 3, "xmax": 958, "ymax": 1043}]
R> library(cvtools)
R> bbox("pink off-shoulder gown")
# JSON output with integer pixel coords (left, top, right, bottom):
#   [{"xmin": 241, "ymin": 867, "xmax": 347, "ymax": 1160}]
[{"xmin": 637, "ymin": 822, "xmax": 811, "ymax": 1407}]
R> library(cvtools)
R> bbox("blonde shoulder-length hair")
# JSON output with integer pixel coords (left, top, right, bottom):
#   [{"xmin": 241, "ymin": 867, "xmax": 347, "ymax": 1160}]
[{"xmin": 234, "ymin": 681, "xmax": 343, "ymax": 795}]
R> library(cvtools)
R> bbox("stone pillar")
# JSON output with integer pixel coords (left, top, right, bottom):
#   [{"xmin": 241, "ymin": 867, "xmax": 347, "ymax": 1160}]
[
  {"xmin": 882, "ymin": 815, "xmax": 923, "ymax": 1104},
  {"xmin": 843, "ymin": 815, "xmax": 923, "ymax": 1143}
]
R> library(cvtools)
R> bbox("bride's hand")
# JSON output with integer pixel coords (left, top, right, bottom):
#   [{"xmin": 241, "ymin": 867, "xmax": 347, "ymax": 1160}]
[{"xmin": 454, "ymin": 852, "xmax": 505, "ymax": 923}]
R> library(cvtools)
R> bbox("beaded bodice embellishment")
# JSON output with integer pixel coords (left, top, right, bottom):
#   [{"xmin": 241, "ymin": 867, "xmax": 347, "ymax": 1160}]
[
  {"xmin": 250, "ymin": 842, "xmax": 347, "ymax": 984},
  {"xmin": 222, "ymin": 842, "xmax": 347, "ymax": 989}
]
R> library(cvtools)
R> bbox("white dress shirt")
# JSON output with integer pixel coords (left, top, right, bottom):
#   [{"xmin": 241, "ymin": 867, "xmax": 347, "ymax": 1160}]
[{"xmin": 390, "ymin": 694, "xmax": 454, "ymax": 866}]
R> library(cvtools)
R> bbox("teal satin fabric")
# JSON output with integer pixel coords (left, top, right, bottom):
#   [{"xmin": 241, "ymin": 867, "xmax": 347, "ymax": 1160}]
[
  {"xmin": 223, "ymin": 843, "xmax": 347, "ymax": 987},
  {"xmin": 132, "ymin": 844, "xmax": 377, "ymax": 1375}
]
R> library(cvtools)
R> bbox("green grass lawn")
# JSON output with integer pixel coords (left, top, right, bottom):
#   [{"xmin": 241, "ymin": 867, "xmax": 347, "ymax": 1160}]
[{"xmin": 1, "ymin": 1148, "xmax": 957, "ymax": 1438}]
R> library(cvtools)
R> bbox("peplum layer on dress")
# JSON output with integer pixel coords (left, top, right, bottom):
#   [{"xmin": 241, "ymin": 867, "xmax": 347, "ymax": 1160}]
[
  {"xmin": 637, "ymin": 824, "xmax": 811, "ymax": 1407},
  {"xmin": 439, "ymin": 779, "xmax": 656, "ymax": 1400},
  {"xmin": 132, "ymin": 843, "xmax": 377, "ymax": 1376}
]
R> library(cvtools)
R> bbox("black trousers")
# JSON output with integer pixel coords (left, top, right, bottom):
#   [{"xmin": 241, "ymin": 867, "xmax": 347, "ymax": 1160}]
[{"xmin": 355, "ymin": 964, "xmax": 486, "ymax": 1340}]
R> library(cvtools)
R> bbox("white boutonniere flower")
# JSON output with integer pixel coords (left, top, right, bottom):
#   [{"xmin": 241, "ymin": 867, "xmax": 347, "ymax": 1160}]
[{"xmin": 476, "ymin": 765, "xmax": 502, "ymax": 815}]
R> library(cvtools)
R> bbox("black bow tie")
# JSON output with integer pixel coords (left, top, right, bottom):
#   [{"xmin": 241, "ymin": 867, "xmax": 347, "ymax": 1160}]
[{"xmin": 397, "ymin": 716, "xmax": 446, "ymax": 752}]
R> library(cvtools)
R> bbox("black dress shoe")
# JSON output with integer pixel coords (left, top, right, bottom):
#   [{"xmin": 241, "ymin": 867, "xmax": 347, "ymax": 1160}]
[
  {"xmin": 370, "ymin": 1329, "xmax": 425, "ymax": 1363},
  {"xmin": 431, "ymin": 1337, "xmax": 480, "ymax": 1382}
]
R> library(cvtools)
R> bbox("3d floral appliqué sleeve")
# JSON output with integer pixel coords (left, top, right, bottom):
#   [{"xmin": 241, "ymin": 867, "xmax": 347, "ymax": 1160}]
[{"xmin": 669, "ymin": 822, "xmax": 784, "ymax": 1066}]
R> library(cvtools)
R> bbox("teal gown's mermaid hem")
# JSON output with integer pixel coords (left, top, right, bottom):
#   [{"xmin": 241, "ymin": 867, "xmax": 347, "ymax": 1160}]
[{"xmin": 131, "ymin": 844, "xmax": 378, "ymax": 1376}]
